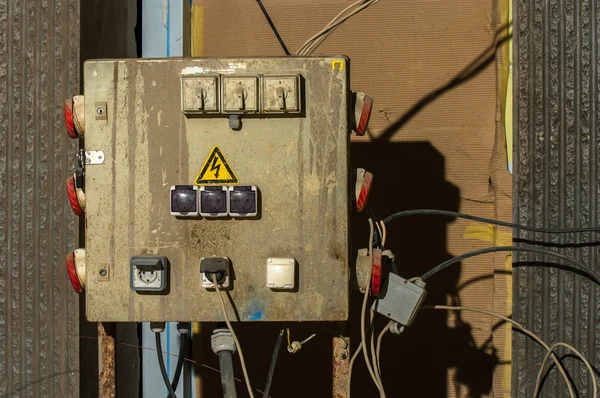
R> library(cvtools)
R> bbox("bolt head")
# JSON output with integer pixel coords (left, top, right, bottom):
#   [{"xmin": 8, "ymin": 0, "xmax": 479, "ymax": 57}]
[{"xmin": 99, "ymin": 269, "xmax": 107, "ymax": 277}]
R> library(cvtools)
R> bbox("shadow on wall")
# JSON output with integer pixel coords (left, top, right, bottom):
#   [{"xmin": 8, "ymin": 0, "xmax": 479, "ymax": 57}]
[
  {"xmin": 195, "ymin": 142, "xmax": 499, "ymax": 398},
  {"xmin": 348, "ymin": 141, "xmax": 498, "ymax": 398}
]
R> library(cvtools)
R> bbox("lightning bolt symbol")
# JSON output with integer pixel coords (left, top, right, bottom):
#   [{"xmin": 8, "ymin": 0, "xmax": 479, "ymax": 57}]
[{"xmin": 210, "ymin": 157, "xmax": 221, "ymax": 179}]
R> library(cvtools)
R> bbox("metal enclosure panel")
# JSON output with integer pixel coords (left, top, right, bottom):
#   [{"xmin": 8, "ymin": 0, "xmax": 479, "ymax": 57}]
[
  {"xmin": 513, "ymin": 0, "xmax": 600, "ymax": 396},
  {"xmin": 83, "ymin": 57, "xmax": 350, "ymax": 322},
  {"xmin": 0, "ymin": 0, "xmax": 80, "ymax": 397}
]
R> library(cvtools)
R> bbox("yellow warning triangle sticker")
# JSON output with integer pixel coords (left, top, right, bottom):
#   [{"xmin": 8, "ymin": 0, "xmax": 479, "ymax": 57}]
[{"xmin": 195, "ymin": 146, "xmax": 238, "ymax": 185}]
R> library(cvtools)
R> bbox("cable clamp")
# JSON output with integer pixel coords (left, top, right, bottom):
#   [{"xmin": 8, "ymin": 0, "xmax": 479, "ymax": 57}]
[
  {"xmin": 381, "ymin": 249, "xmax": 395, "ymax": 260},
  {"xmin": 211, "ymin": 327, "xmax": 236, "ymax": 354},
  {"xmin": 287, "ymin": 332, "xmax": 316, "ymax": 353},
  {"xmin": 390, "ymin": 322, "xmax": 405, "ymax": 335},
  {"xmin": 287, "ymin": 341, "xmax": 302, "ymax": 353}
]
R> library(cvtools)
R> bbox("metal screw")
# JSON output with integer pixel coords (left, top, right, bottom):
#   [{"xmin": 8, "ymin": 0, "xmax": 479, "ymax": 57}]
[
  {"xmin": 96, "ymin": 106, "xmax": 105, "ymax": 116},
  {"xmin": 99, "ymin": 269, "xmax": 107, "ymax": 277}
]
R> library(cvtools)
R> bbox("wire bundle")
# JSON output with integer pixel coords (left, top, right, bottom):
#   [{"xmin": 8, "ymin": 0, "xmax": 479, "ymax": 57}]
[
  {"xmin": 296, "ymin": 0, "xmax": 380, "ymax": 56},
  {"xmin": 345, "ymin": 209, "xmax": 600, "ymax": 397}
]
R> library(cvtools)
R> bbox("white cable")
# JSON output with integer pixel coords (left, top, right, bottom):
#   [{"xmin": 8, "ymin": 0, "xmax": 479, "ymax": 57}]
[
  {"xmin": 369, "ymin": 310, "xmax": 380, "ymax": 381},
  {"xmin": 431, "ymin": 305, "xmax": 575, "ymax": 398},
  {"xmin": 301, "ymin": 0, "xmax": 378, "ymax": 55},
  {"xmin": 534, "ymin": 342, "xmax": 597, "ymax": 398},
  {"xmin": 296, "ymin": 0, "xmax": 366, "ymax": 54},
  {"xmin": 375, "ymin": 321, "xmax": 392, "ymax": 376},
  {"xmin": 297, "ymin": 0, "xmax": 379, "ymax": 55},
  {"xmin": 347, "ymin": 342, "xmax": 363, "ymax": 397},
  {"xmin": 374, "ymin": 220, "xmax": 383, "ymax": 243},
  {"xmin": 368, "ymin": 311, "xmax": 386, "ymax": 392},
  {"xmin": 380, "ymin": 220, "xmax": 387, "ymax": 247},
  {"xmin": 213, "ymin": 275, "xmax": 255, "ymax": 398},
  {"xmin": 360, "ymin": 219, "xmax": 386, "ymax": 397},
  {"xmin": 300, "ymin": 333, "xmax": 316, "ymax": 345},
  {"xmin": 299, "ymin": 0, "xmax": 379, "ymax": 55}
]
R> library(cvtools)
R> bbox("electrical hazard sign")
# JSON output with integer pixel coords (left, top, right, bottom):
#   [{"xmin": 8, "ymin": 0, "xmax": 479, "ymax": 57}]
[{"xmin": 195, "ymin": 146, "xmax": 238, "ymax": 185}]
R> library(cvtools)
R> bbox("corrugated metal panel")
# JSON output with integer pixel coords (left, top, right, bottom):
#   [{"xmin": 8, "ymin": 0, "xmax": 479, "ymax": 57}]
[
  {"xmin": 0, "ymin": 0, "xmax": 80, "ymax": 397},
  {"xmin": 513, "ymin": 0, "xmax": 600, "ymax": 396}
]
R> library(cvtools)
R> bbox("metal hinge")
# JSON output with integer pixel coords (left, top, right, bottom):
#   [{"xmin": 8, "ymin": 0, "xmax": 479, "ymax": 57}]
[{"xmin": 85, "ymin": 150, "xmax": 105, "ymax": 165}]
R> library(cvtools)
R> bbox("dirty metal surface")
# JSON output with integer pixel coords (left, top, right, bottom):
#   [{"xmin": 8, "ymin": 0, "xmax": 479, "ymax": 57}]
[
  {"xmin": 332, "ymin": 335, "xmax": 350, "ymax": 398},
  {"xmin": 83, "ymin": 57, "xmax": 350, "ymax": 322},
  {"xmin": 0, "ymin": 0, "xmax": 80, "ymax": 397},
  {"xmin": 98, "ymin": 323, "xmax": 116, "ymax": 398},
  {"xmin": 513, "ymin": 0, "xmax": 600, "ymax": 396}
]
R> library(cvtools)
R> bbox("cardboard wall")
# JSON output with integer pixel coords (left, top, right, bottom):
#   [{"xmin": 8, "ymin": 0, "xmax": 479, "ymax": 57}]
[{"xmin": 191, "ymin": 1, "xmax": 512, "ymax": 396}]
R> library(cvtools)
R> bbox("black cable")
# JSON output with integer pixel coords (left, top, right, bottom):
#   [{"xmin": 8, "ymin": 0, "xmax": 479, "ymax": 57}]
[
  {"xmin": 169, "ymin": 332, "xmax": 187, "ymax": 395},
  {"xmin": 420, "ymin": 245, "xmax": 600, "ymax": 285},
  {"xmin": 155, "ymin": 332, "xmax": 177, "ymax": 398},
  {"xmin": 383, "ymin": 209, "xmax": 600, "ymax": 234},
  {"xmin": 256, "ymin": 0, "xmax": 290, "ymax": 55},
  {"xmin": 263, "ymin": 329, "xmax": 284, "ymax": 398}
]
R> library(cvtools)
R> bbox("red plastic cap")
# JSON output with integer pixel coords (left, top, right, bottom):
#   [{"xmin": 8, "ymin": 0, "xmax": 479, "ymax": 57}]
[
  {"xmin": 371, "ymin": 249, "xmax": 382, "ymax": 296},
  {"xmin": 66, "ymin": 251, "xmax": 83, "ymax": 293},
  {"xmin": 356, "ymin": 171, "xmax": 373, "ymax": 212},
  {"xmin": 353, "ymin": 92, "xmax": 373, "ymax": 136},
  {"xmin": 64, "ymin": 98, "xmax": 78, "ymax": 139},
  {"xmin": 66, "ymin": 175, "xmax": 84, "ymax": 216}
]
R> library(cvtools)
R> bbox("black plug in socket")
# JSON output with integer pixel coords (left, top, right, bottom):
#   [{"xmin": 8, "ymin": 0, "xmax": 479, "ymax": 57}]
[{"xmin": 200, "ymin": 257, "xmax": 229, "ymax": 286}]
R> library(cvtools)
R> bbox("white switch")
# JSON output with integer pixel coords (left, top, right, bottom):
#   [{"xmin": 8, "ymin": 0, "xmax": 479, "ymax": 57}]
[
  {"xmin": 262, "ymin": 75, "xmax": 300, "ymax": 112},
  {"xmin": 266, "ymin": 257, "xmax": 296, "ymax": 290},
  {"xmin": 181, "ymin": 75, "xmax": 219, "ymax": 114},
  {"xmin": 222, "ymin": 76, "xmax": 258, "ymax": 113}
]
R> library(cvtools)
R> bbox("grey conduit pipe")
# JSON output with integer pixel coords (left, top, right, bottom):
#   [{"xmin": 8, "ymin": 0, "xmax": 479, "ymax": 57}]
[
  {"xmin": 218, "ymin": 350, "xmax": 237, "ymax": 398},
  {"xmin": 212, "ymin": 327, "xmax": 238, "ymax": 398}
]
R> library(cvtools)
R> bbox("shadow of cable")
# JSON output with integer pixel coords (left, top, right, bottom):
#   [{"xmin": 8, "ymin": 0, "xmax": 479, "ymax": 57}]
[{"xmin": 375, "ymin": 23, "xmax": 512, "ymax": 143}]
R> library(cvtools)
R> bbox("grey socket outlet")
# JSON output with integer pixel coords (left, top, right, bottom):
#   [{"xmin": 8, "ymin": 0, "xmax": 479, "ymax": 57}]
[{"xmin": 130, "ymin": 256, "xmax": 168, "ymax": 292}]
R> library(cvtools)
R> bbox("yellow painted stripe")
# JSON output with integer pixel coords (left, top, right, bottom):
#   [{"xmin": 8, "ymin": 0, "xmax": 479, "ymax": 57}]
[
  {"xmin": 464, "ymin": 222, "xmax": 513, "ymax": 393},
  {"xmin": 191, "ymin": 6, "xmax": 204, "ymax": 57},
  {"xmin": 506, "ymin": 68, "xmax": 513, "ymax": 171},
  {"xmin": 463, "ymin": 223, "xmax": 512, "ymax": 246},
  {"xmin": 504, "ymin": 254, "xmax": 513, "ymax": 391},
  {"xmin": 505, "ymin": 0, "xmax": 514, "ymax": 172}
]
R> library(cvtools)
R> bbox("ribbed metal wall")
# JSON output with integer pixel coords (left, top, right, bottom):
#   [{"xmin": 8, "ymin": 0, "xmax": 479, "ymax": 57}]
[
  {"xmin": 0, "ymin": 0, "xmax": 80, "ymax": 397},
  {"xmin": 514, "ymin": 0, "xmax": 600, "ymax": 396}
]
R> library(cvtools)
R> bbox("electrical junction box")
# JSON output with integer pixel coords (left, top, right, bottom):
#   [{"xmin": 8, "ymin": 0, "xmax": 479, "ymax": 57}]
[
  {"xmin": 373, "ymin": 273, "xmax": 427, "ymax": 327},
  {"xmin": 82, "ymin": 57, "xmax": 350, "ymax": 322}
]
